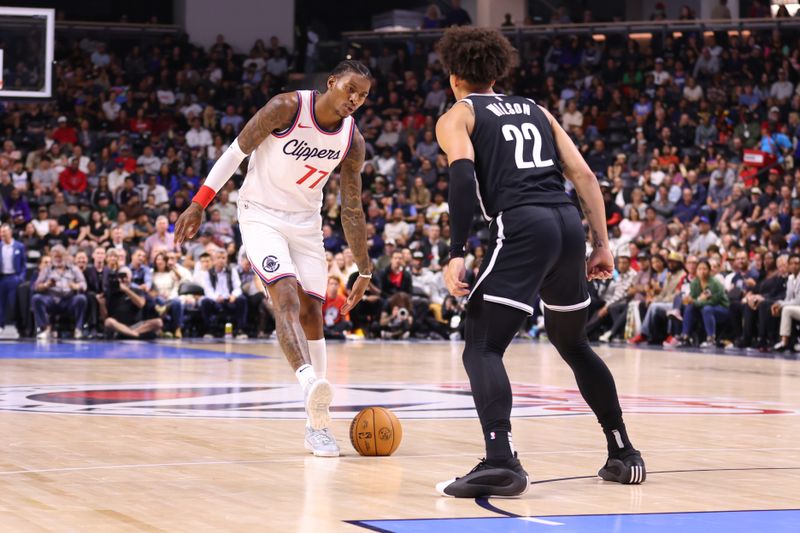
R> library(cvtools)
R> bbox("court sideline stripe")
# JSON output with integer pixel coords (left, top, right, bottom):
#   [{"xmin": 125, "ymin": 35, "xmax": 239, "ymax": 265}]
[
  {"xmin": 476, "ymin": 503, "xmax": 800, "ymax": 520},
  {"xmin": 476, "ymin": 466, "xmax": 800, "ymax": 519}
]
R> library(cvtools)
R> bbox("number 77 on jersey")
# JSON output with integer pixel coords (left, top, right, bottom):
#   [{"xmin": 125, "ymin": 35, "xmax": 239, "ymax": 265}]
[{"xmin": 297, "ymin": 165, "xmax": 329, "ymax": 189}]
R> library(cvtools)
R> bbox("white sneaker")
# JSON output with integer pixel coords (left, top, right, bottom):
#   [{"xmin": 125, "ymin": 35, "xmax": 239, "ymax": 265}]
[
  {"xmin": 74, "ymin": 328, "xmax": 83, "ymax": 340},
  {"xmin": 304, "ymin": 426, "xmax": 340, "ymax": 457},
  {"xmin": 304, "ymin": 378, "xmax": 333, "ymax": 430},
  {"xmin": 599, "ymin": 331, "xmax": 612, "ymax": 343},
  {"xmin": 235, "ymin": 332, "xmax": 248, "ymax": 340},
  {"xmin": 36, "ymin": 328, "xmax": 51, "ymax": 341},
  {"xmin": 0, "ymin": 325, "xmax": 19, "ymax": 339}
]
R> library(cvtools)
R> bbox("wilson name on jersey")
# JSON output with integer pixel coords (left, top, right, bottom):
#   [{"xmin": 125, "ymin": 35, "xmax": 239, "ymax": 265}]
[
  {"xmin": 463, "ymin": 94, "xmax": 570, "ymax": 219},
  {"xmin": 240, "ymin": 90, "xmax": 355, "ymax": 212}
]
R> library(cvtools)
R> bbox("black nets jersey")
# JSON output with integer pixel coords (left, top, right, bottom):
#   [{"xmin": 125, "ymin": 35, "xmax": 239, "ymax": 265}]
[{"xmin": 462, "ymin": 93, "xmax": 571, "ymax": 218}]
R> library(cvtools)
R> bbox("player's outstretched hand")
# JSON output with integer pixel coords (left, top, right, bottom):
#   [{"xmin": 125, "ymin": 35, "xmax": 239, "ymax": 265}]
[
  {"xmin": 342, "ymin": 275, "xmax": 370, "ymax": 314},
  {"xmin": 174, "ymin": 202, "xmax": 204, "ymax": 246},
  {"xmin": 445, "ymin": 257, "xmax": 470, "ymax": 297},
  {"xmin": 586, "ymin": 247, "xmax": 614, "ymax": 281}
]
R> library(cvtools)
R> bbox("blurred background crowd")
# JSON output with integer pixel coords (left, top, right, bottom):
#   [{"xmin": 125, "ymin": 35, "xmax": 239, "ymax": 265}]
[{"xmin": 3, "ymin": 2, "xmax": 800, "ymax": 352}]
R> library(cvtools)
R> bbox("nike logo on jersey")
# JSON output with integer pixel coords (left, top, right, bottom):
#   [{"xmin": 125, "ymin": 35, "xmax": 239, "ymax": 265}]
[
  {"xmin": 282, "ymin": 139, "xmax": 342, "ymax": 161},
  {"xmin": 298, "ymin": 124, "xmax": 312, "ymax": 129}
]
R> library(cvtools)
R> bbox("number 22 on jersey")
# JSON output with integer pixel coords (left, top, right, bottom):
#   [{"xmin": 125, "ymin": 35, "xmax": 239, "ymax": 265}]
[{"xmin": 502, "ymin": 123, "xmax": 554, "ymax": 170}]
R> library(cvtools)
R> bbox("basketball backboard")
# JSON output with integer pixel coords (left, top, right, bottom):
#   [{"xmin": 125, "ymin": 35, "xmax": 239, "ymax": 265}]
[{"xmin": 0, "ymin": 6, "xmax": 54, "ymax": 99}]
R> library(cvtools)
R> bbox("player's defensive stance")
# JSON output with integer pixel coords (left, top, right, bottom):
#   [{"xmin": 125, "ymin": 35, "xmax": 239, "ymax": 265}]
[
  {"xmin": 175, "ymin": 61, "xmax": 373, "ymax": 457},
  {"xmin": 434, "ymin": 27, "xmax": 645, "ymax": 497}
]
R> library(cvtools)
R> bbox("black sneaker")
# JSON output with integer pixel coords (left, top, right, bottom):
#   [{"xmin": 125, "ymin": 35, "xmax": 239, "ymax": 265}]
[
  {"xmin": 598, "ymin": 450, "xmax": 646, "ymax": 484},
  {"xmin": 436, "ymin": 453, "xmax": 529, "ymax": 498}
]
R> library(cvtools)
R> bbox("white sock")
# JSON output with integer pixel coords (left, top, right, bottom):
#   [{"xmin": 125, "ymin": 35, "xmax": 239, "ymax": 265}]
[
  {"xmin": 307, "ymin": 339, "xmax": 327, "ymax": 380},
  {"xmin": 295, "ymin": 364, "xmax": 317, "ymax": 391}
]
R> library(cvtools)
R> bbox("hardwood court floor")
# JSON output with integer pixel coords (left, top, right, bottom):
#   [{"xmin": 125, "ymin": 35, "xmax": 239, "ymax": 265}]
[{"xmin": 0, "ymin": 339, "xmax": 797, "ymax": 532}]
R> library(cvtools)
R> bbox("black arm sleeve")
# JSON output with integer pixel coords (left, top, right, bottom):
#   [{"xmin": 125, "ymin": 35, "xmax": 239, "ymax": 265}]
[{"xmin": 447, "ymin": 158, "xmax": 477, "ymax": 259}]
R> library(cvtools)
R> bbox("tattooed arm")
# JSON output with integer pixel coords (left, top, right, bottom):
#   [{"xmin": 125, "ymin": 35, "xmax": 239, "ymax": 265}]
[
  {"xmin": 339, "ymin": 128, "xmax": 371, "ymax": 314},
  {"xmin": 236, "ymin": 92, "xmax": 298, "ymax": 153},
  {"xmin": 175, "ymin": 92, "xmax": 299, "ymax": 245},
  {"xmin": 539, "ymin": 105, "xmax": 614, "ymax": 280}
]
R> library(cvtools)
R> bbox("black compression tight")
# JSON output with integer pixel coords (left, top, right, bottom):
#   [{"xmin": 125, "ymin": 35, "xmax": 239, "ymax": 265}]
[
  {"xmin": 462, "ymin": 297, "xmax": 526, "ymax": 436},
  {"xmin": 462, "ymin": 297, "xmax": 627, "ymax": 444},
  {"xmin": 544, "ymin": 306, "xmax": 624, "ymax": 432}
]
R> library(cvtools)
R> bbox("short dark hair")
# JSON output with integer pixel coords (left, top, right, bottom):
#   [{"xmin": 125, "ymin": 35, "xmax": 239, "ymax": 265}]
[
  {"xmin": 436, "ymin": 26, "xmax": 517, "ymax": 88},
  {"xmin": 330, "ymin": 60, "xmax": 372, "ymax": 80}
]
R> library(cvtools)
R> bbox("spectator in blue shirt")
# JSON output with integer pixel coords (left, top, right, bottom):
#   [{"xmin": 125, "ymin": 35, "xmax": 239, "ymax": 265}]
[{"xmin": 673, "ymin": 188, "xmax": 701, "ymax": 224}]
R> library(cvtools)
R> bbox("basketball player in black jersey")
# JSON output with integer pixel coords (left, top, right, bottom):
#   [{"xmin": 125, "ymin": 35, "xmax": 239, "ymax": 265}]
[{"xmin": 434, "ymin": 27, "xmax": 645, "ymax": 498}]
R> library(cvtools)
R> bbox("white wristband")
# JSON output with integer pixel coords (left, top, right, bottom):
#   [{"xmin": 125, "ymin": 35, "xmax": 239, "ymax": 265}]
[{"xmin": 358, "ymin": 272, "xmax": 372, "ymax": 279}]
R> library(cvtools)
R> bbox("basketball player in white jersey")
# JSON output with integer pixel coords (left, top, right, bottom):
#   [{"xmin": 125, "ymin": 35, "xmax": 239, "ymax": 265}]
[{"xmin": 175, "ymin": 61, "xmax": 373, "ymax": 456}]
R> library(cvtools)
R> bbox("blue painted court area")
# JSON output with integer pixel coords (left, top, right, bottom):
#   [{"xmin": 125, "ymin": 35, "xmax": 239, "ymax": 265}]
[
  {"xmin": 0, "ymin": 341, "xmax": 268, "ymax": 359},
  {"xmin": 353, "ymin": 509, "xmax": 800, "ymax": 533}
]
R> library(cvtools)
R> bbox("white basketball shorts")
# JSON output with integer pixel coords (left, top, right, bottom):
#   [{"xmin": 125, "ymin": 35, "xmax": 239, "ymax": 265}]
[{"xmin": 238, "ymin": 199, "xmax": 326, "ymax": 301}]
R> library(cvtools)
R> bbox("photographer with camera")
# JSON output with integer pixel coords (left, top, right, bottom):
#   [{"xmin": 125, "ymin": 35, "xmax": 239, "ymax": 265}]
[
  {"xmin": 103, "ymin": 266, "xmax": 163, "ymax": 339},
  {"xmin": 378, "ymin": 292, "xmax": 414, "ymax": 340},
  {"xmin": 32, "ymin": 245, "xmax": 88, "ymax": 340}
]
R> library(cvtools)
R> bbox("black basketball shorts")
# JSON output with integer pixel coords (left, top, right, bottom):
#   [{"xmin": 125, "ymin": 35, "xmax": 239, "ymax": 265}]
[{"xmin": 468, "ymin": 204, "xmax": 590, "ymax": 316}]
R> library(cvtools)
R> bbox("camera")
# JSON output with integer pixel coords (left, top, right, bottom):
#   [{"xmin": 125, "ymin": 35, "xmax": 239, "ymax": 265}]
[
  {"xmin": 108, "ymin": 271, "xmax": 126, "ymax": 293},
  {"xmin": 388, "ymin": 306, "xmax": 412, "ymax": 333}
]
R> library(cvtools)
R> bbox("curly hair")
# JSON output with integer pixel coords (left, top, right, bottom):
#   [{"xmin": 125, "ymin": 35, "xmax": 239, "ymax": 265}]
[{"xmin": 435, "ymin": 26, "xmax": 517, "ymax": 88}]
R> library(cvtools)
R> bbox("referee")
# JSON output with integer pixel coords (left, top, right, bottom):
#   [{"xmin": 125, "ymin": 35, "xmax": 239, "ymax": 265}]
[{"xmin": 434, "ymin": 27, "xmax": 645, "ymax": 498}]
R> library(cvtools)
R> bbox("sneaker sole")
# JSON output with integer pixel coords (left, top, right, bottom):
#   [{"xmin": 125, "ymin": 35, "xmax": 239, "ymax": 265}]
[
  {"xmin": 435, "ymin": 475, "xmax": 530, "ymax": 498},
  {"xmin": 305, "ymin": 379, "xmax": 333, "ymax": 430},
  {"xmin": 303, "ymin": 440, "xmax": 340, "ymax": 457},
  {"xmin": 598, "ymin": 461, "xmax": 646, "ymax": 484}
]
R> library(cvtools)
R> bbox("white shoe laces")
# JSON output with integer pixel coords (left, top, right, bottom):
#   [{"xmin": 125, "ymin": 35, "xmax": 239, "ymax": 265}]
[{"xmin": 308, "ymin": 429, "xmax": 335, "ymax": 446}]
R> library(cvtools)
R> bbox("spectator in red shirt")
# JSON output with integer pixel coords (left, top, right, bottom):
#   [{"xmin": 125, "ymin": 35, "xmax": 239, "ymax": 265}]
[
  {"xmin": 322, "ymin": 277, "xmax": 352, "ymax": 339},
  {"xmin": 115, "ymin": 146, "xmax": 137, "ymax": 173},
  {"xmin": 53, "ymin": 116, "xmax": 78, "ymax": 146},
  {"xmin": 378, "ymin": 250, "xmax": 413, "ymax": 299},
  {"xmin": 58, "ymin": 157, "xmax": 88, "ymax": 198},
  {"xmin": 129, "ymin": 108, "xmax": 154, "ymax": 134}
]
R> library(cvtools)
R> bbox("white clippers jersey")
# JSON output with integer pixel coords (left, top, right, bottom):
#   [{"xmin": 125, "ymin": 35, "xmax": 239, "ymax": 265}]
[{"xmin": 239, "ymin": 90, "xmax": 355, "ymax": 213}]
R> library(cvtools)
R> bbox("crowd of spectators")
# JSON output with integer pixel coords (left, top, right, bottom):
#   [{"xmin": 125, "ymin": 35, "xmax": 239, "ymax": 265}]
[{"xmin": 4, "ymin": 15, "xmax": 800, "ymax": 351}]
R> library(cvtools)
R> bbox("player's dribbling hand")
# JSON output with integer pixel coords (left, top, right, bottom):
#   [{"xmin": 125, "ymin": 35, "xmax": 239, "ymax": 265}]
[
  {"xmin": 445, "ymin": 257, "xmax": 469, "ymax": 297},
  {"xmin": 586, "ymin": 247, "xmax": 614, "ymax": 281},
  {"xmin": 342, "ymin": 275, "xmax": 370, "ymax": 314},
  {"xmin": 174, "ymin": 202, "xmax": 204, "ymax": 245}
]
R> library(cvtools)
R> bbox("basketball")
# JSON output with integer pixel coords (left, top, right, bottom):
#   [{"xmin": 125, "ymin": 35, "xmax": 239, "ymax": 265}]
[{"xmin": 350, "ymin": 407, "xmax": 402, "ymax": 456}]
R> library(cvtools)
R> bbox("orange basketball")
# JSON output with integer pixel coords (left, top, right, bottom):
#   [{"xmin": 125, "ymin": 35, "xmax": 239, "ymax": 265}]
[{"xmin": 349, "ymin": 407, "xmax": 403, "ymax": 456}]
